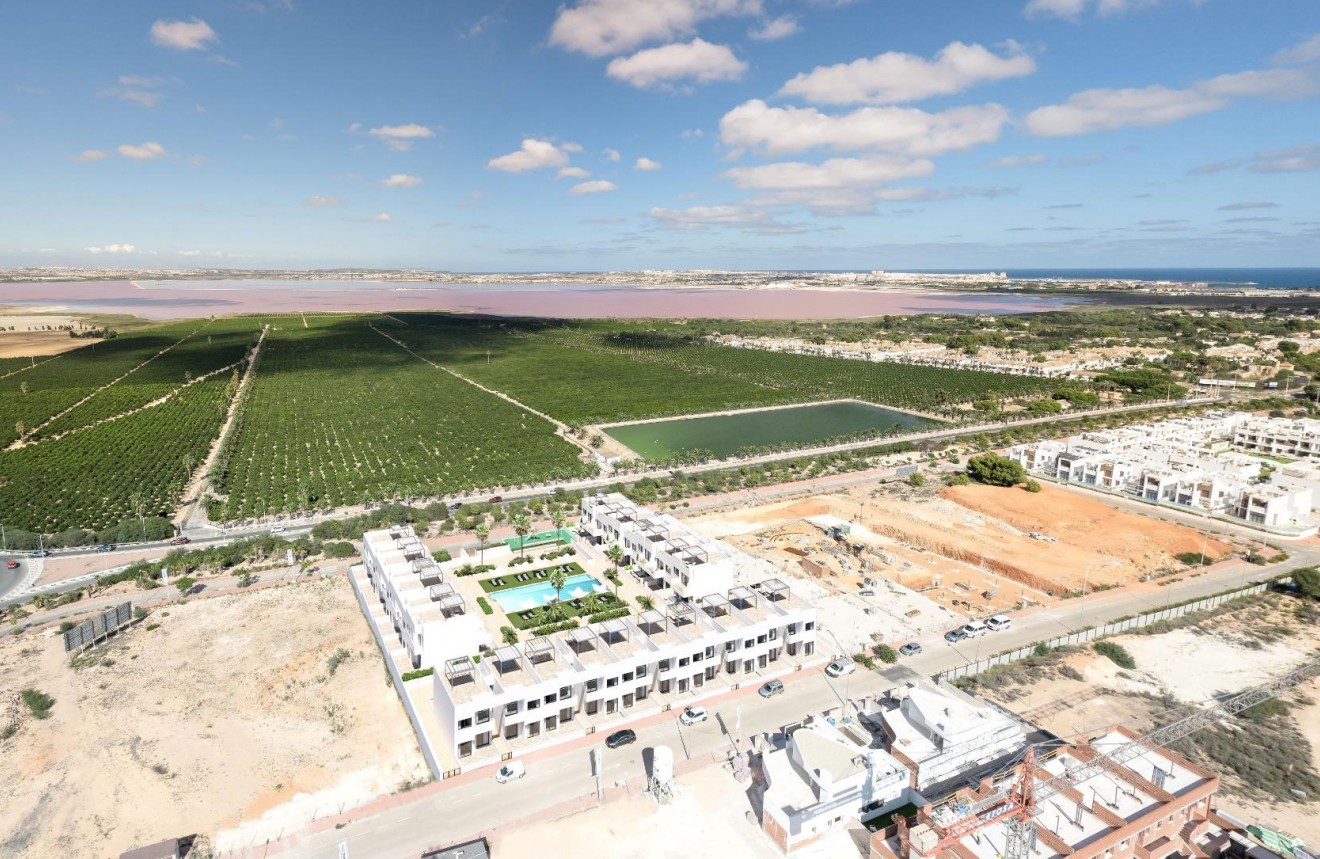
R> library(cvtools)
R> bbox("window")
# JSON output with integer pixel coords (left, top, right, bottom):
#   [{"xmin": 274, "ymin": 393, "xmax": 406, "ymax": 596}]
[
  {"xmin": 768, "ymin": 629, "xmax": 778, "ymax": 640},
  {"xmin": 744, "ymin": 639, "xmax": 754, "ymax": 649},
  {"xmin": 528, "ymin": 699, "xmax": 540, "ymax": 710},
  {"xmin": 476, "ymin": 709, "xmax": 491, "ymax": 725},
  {"xmin": 623, "ymin": 672, "xmax": 634, "ymax": 682},
  {"xmin": 704, "ymin": 646, "xmax": 715, "ymax": 659},
  {"xmin": 505, "ymin": 702, "xmax": 518, "ymax": 715},
  {"xmin": 585, "ymin": 679, "xmax": 599, "ymax": 692},
  {"xmin": 544, "ymin": 693, "xmax": 556, "ymax": 705},
  {"xmin": 757, "ymin": 634, "xmax": 767, "ymax": 644},
  {"xmin": 679, "ymin": 657, "xmax": 690, "ymax": 667},
  {"xmin": 636, "ymin": 665, "xmax": 648, "ymax": 677},
  {"xmin": 692, "ymin": 652, "xmax": 702, "ymax": 663},
  {"xmin": 606, "ymin": 677, "xmax": 619, "ymax": 688},
  {"xmin": 458, "ymin": 717, "xmax": 473, "ymax": 730},
  {"xmin": 725, "ymin": 641, "xmax": 737, "ymax": 652},
  {"xmin": 560, "ymin": 686, "xmax": 571, "ymax": 699},
  {"xmin": 805, "ymin": 621, "xmax": 815, "ymax": 631},
  {"xmin": 787, "ymin": 623, "xmax": 798, "ymax": 634}
]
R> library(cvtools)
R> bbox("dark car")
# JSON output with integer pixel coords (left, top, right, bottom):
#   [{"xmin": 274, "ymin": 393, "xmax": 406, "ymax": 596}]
[
  {"xmin": 489, "ymin": 495, "xmax": 504, "ymax": 504},
  {"xmin": 605, "ymin": 729, "xmax": 637, "ymax": 749},
  {"xmin": 899, "ymin": 642, "xmax": 923, "ymax": 657},
  {"xmin": 30, "ymin": 549, "xmax": 51, "ymax": 558},
  {"xmin": 169, "ymin": 536, "xmax": 191, "ymax": 546},
  {"xmin": 96, "ymin": 543, "xmax": 116, "ymax": 553},
  {"xmin": 944, "ymin": 628, "xmax": 967, "ymax": 643}
]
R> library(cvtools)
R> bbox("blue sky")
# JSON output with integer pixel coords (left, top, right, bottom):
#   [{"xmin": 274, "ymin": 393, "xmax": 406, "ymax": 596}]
[{"xmin": 2, "ymin": 0, "xmax": 1318, "ymax": 271}]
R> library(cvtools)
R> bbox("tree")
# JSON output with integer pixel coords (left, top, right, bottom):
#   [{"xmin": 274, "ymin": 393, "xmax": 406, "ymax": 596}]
[
  {"xmin": 473, "ymin": 522, "xmax": 491, "ymax": 565},
  {"xmin": 1293, "ymin": 566, "xmax": 1320, "ymax": 600},
  {"xmin": 511, "ymin": 512, "xmax": 532, "ymax": 557},
  {"xmin": 550, "ymin": 509, "xmax": 567, "ymax": 539},
  {"xmin": 907, "ymin": 472, "xmax": 925, "ymax": 487},
  {"xmin": 605, "ymin": 544, "xmax": 625, "ymax": 595},
  {"xmin": 966, "ymin": 453, "xmax": 1027, "ymax": 487},
  {"xmin": 1024, "ymin": 479, "xmax": 1042, "ymax": 493},
  {"xmin": 174, "ymin": 576, "xmax": 196, "ymax": 597},
  {"xmin": 549, "ymin": 566, "xmax": 569, "ymax": 620},
  {"xmin": 19, "ymin": 381, "xmax": 29, "ymax": 395}
]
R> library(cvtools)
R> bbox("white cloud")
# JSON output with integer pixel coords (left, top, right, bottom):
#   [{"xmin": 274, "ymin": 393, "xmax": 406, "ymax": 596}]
[
  {"xmin": 749, "ymin": 15, "xmax": 799, "ymax": 41},
  {"xmin": 603, "ymin": 148, "xmax": 622, "ymax": 162},
  {"xmin": 571, "ymin": 180, "xmax": 619, "ymax": 194},
  {"xmin": 780, "ymin": 41, "xmax": 1035, "ymax": 106},
  {"xmin": 723, "ymin": 156, "xmax": 934, "ymax": 190},
  {"xmin": 367, "ymin": 123, "xmax": 435, "ymax": 151},
  {"xmin": 985, "ymin": 153, "xmax": 1049, "ymax": 168},
  {"xmin": 149, "ymin": 18, "xmax": 218, "ymax": 51},
  {"xmin": 680, "ymin": 128, "xmax": 704, "ymax": 139},
  {"xmin": 549, "ymin": 0, "xmax": 762, "ymax": 57},
  {"xmin": 719, "ymin": 99, "xmax": 1010, "ymax": 157},
  {"xmin": 488, "ymin": 139, "xmax": 573, "ymax": 173},
  {"xmin": 367, "ymin": 213, "xmax": 391, "ymax": 223},
  {"xmin": 187, "ymin": 154, "xmax": 209, "ymax": 167},
  {"xmin": 117, "ymin": 141, "xmax": 169, "ymax": 160},
  {"xmin": 307, "ymin": 196, "xmax": 344, "ymax": 207},
  {"xmin": 635, "ymin": 156, "xmax": 663, "ymax": 171},
  {"xmin": 85, "ymin": 244, "xmax": 136, "ymax": 254},
  {"xmin": 382, "ymin": 173, "xmax": 424, "ymax": 188},
  {"xmin": 561, "ymin": 141, "xmax": 584, "ymax": 153},
  {"xmin": 72, "ymin": 149, "xmax": 107, "ymax": 162},
  {"xmin": 647, "ymin": 204, "xmax": 805, "ymax": 234},
  {"xmin": 1275, "ymin": 34, "xmax": 1320, "ymax": 67},
  {"xmin": 179, "ymin": 250, "xmax": 202, "ymax": 256},
  {"xmin": 558, "ymin": 166, "xmax": 592, "ymax": 179},
  {"xmin": 1025, "ymin": 0, "xmax": 1169, "ymax": 19},
  {"xmin": 1025, "ymin": 69, "xmax": 1315, "ymax": 136},
  {"xmin": 606, "ymin": 39, "xmax": 747, "ymax": 89},
  {"xmin": 1248, "ymin": 144, "xmax": 1320, "ymax": 173}
]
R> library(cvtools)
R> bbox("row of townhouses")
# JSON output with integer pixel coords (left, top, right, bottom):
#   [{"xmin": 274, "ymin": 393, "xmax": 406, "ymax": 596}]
[{"xmin": 1009, "ymin": 413, "xmax": 1320, "ymax": 533}]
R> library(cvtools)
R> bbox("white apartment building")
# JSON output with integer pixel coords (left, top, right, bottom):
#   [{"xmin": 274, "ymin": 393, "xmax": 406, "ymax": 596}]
[
  {"xmin": 1009, "ymin": 412, "xmax": 1320, "ymax": 534},
  {"xmin": 433, "ymin": 576, "xmax": 819, "ymax": 762},
  {"xmin": 1234, "ymin": 417, "xmax": 1320, "ymax": 459},
  {"xmin": 876, "ymin": 683, "xmax": 1025, "ymax": 791},
  {"xmin": 579, "ymin": 493, "xmax": 736, "ymax": 598},
  {"xmin": 361, "ymin": 525, "xmax": 489, "ymax": 670},
  {"xmin": 760, "ymin": 717, "xmax": 917, "ymax": 854}
]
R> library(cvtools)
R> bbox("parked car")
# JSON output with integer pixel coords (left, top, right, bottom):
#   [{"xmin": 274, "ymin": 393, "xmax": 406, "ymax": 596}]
[
  {"xmin": 899, "ymin": 642, "xmax": 923, "ymax": 656},
  {"xmin": 605, "ymin": 729, "xmax": 637, "ymax": 749},
  {"xmin": 944, "ymin": 627, "xmax": 967, "ymax": 643},
  {"xmin": 679, "ymin": 706, "xmax": 708, "ymax": 726},
  {"xmin": 489, "ymin": 495, "xmax": 504, "ymax": 504},
  {"xmin": 5, "ymin": 560, "xmax": 20, "ymax": 570},
  {"xmin": 448, "ymin": 502, "xmax": 464, "ymax": 511},
  {"xmin": 986, "ymin": 615, "xmax": 1012, "ymax": 632},
  {"xmin": 825, "ymin": 658, "xmax": 856, "ymax": 678},
  {"xmin": 30, "ymin": 549, "xmax": 51, "ymax": 558},
  {"xmin": 961, "ymin": 621, "xmax": 988, "ymax": 638},
  {"xmin": 95, "ymin": 544, "xmax": 115, "ymax": 553},
  {"xmin": 269, "ymin": 525, "xmax": 286, "ymax": 534},
  {"xmin": 494, "ymin": 761, "xmax": 526, "ymax": 783},
  {"xmin": 758, "ymin": 679, "xmax": 785, "ymax": 698},
  {"xmin": 169, "ymin": 536, "xmax": 190, "ymax": 546}
]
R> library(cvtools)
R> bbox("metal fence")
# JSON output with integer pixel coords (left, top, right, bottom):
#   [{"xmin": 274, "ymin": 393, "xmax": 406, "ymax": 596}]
[
  {"xmin": 63, "ymin": 601, "xmax": 133, "ymax": 652},
  {"xmin": 936, "ymin": 582, "xmax": 1272, "ymax": 682},
  {"xmin": 347, "ymin": 567, "xmax": 443, "ymax": 781}
]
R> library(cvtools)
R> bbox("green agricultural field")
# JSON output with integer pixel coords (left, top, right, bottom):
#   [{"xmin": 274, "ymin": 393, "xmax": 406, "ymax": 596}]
[
  {"xmin": 0, "ymin": 375, "xmax": 232, "ymax": 533},
  {"xmin": 0, "ymin": 319, "xmax": 211, "ymax": 447},
  {"xmin": 390, "ymin": 315, "xmax": 801, "ymax": 424},
  {"xmin": 209, "ymin": 317, "xmax": 592, "ymax": 521}
]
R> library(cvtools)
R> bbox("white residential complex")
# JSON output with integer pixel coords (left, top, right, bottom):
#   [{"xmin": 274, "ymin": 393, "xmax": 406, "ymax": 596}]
[
  {"xmin": 579, "ymin": 493, "xmax": 737, "ymax": 598},
  {"xmin": 1010, "ymin": 412, "xmax": 1320, "ymax": 534}
]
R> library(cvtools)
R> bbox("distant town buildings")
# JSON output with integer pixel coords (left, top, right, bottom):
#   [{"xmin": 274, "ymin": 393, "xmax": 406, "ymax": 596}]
[{"xmin": 1009, "ymin": 412, "xmax": 1320, "ymax": 535}]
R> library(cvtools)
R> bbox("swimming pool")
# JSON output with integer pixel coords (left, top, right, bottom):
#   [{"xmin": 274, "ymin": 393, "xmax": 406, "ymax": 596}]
[{"xmin": 490, "ymin": 573, "xmax": 604, "ymax": 612}]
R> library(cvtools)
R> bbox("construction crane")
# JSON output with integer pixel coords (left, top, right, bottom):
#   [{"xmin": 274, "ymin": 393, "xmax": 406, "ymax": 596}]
[{"xmin": 909, "ymin": 655, "xmax": 1320, "ymax": 859}]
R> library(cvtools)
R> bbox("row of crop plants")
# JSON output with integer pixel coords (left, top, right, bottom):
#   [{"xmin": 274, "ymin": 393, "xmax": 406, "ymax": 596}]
[
  {"xmin": 208, "ymin": 318, "xmax": 593, "ymax": 521},
  {"xmin": 0, "ymin": 318, "xmax": 211, "ymax": 447}
]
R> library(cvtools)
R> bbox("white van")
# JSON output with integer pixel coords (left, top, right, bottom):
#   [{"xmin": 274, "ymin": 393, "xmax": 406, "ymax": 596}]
[
  {"xmin": 961, "ymin": 620, "xmax": 988, "ymax": 638},
  {"xmin": 986, "ymin": 615, "xmax": 1012, "ymax": 632}
]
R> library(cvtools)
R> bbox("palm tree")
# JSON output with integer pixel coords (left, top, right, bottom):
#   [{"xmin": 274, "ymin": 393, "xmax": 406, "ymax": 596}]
[
  {"xmin": 549, "ymin": 566, "xmax": 569, "ymax": 620},
  {"xmin": 511, "ymin": 512, "xmax": 532, "ymax": 557},
  {"xmin": 474, "ymin": 522, "xmax": 491, "ymax": 565},
  {"xmin": 550, "ymin": 509, "xmax": 567, "ymax": 542},
  {"xmin": 605, "ymin": 544, "xmax": 625, "ymax": 595},
  {"xmin": 581, "ymin": 592, "xmax": 603, "ymax": 615}
]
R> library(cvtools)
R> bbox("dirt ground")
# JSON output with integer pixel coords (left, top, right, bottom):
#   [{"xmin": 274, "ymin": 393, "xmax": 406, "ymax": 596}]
[
  {"xmin": 690, "ymin": 479, "xmax": 1236, "ymax": 622},
  {"xmin": 976, "ymin": 594, "xmax": 1320, "ymax": 846},
  {"xmin": 0, "ymin": 576, "xmax": 427, "ymax": 857},
  {"xmin": 0, "ymin": 330, "xmax": 87, "ymax": 358}
]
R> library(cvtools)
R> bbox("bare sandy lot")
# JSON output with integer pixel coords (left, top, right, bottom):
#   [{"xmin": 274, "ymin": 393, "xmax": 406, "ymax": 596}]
[
  {"xmin": 0, "ymin": 330, "xmax": 87, "ymax": 358},
  {"xmin": 0, "ymin": 576, "xmax": 426, "ymax": 857}
]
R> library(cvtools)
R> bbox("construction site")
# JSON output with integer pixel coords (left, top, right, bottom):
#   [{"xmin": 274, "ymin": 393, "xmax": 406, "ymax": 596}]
[{"xmin": 686, "ymin": 477, "xmax": 1240, "ymax": 651}]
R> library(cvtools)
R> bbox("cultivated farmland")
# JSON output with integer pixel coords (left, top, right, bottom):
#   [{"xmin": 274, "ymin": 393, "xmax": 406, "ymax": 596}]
[{"xmin": 209, "ymin": 317, "xmax": 592, "ymax": 521}]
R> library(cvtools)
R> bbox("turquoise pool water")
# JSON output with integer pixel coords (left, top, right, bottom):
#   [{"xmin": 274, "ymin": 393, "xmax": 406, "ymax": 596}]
[{"xmin": 490, "ymin": 573, "xmax": 603, "ymax": 612}]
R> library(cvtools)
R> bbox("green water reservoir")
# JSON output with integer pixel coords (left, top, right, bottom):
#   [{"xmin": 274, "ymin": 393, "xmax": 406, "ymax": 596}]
[{"xmin": 603, "ymin": 401, "xmax": 934, "ymax": 459}]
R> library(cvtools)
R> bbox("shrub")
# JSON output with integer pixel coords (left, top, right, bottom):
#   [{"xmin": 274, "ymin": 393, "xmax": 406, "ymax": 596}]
[
  {"xmin": 529, "ymin": 619, "xmax": 578, "ymax": 636},
  {"xmin": 1176, "ymin": 552, "xmax": 1214, "ymax": 567},
  {"xmin": 58, "ymin": 621, "xmax": 76, "ymax": 633},
  {"xmin": 967, "ymin": 453, "xmax": 1027, "ymax": 487},
  {"xmin": 133, "ymin": 605, "xmax": 149, "ymax": 620},
  {"xmin": 1023, "ymin": 479, "xmax": 1042, "ymax": 493},
  {"xmin": 636, "ymin": 595, "xmax": 655, "ymax": 610},
  {"xmin": 432, "ymin": 548, "xmax": 452, "ymax": 563},
  {"xmin": 945, "ymin": 473, "xmax": 972, "ymax": 486},
  {"xmin": 21, "ymin": 688, "xmax": 54, "ymax": 720},
  {"xmin": 852, "ymin": 653, "xmax": 876, "ymax": 670},
  {"xmin": 1291, "ymin": 566, "xmax": 1320, "ymax": 600},
  {"xmin": 1033, "ymin": 642, "xmax": 1051, "ymax": 657},
  {"xmin": 1093, "ymin": 641, "xmax": 1136, "ymax": 669},
  {"xmin": 501, "ymin": 626, "xmax": 518, "ymax": 644},
  {"xmin": 907, "ymin": 472, "xmax": 925, "ymax": 487},
  {"xmin": 323, "ymin": 541, "xmax": 357, "ymax": 559},
  {"xmin": 587, "ymin": 607, "xmax": 630, "ymax": 624},
  {"xmin": 1059, "ymin": 665, "xmax": 1084, "ymax": 681},
  {"xmin": 476, "ymin": 596, "xmax": 494, "ymax": 615},
  {"xmin": 174, "ymin": 576, "xmax": 196, "ymax": 596},
  {"xmin": 401, "ymin": 667, "xmax": 434, "ymax": 682},
  {"xmin": 871, "ymin": 643, "xmax": 898, "ymax": 664},
  {"xmin": 326, "ymin": 647, "xmax": 351, "ymax": 677}
]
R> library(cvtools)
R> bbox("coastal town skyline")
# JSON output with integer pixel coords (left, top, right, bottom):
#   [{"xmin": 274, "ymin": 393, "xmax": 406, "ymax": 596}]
[{"xmin": 2, "ymin": 1, "xmax": 1318, "ymax": 270}]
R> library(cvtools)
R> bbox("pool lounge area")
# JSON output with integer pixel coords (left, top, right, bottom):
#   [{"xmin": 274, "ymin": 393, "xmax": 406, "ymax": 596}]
[{"xmin": 489, "ymin": 573, "xmax": 606, "ymax": 612}]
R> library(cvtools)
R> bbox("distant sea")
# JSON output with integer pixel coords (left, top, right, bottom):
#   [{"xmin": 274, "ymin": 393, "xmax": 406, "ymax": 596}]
[{"xmin": 920, "ymin": 268, "xmax": 1320, "ymax": 289}]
